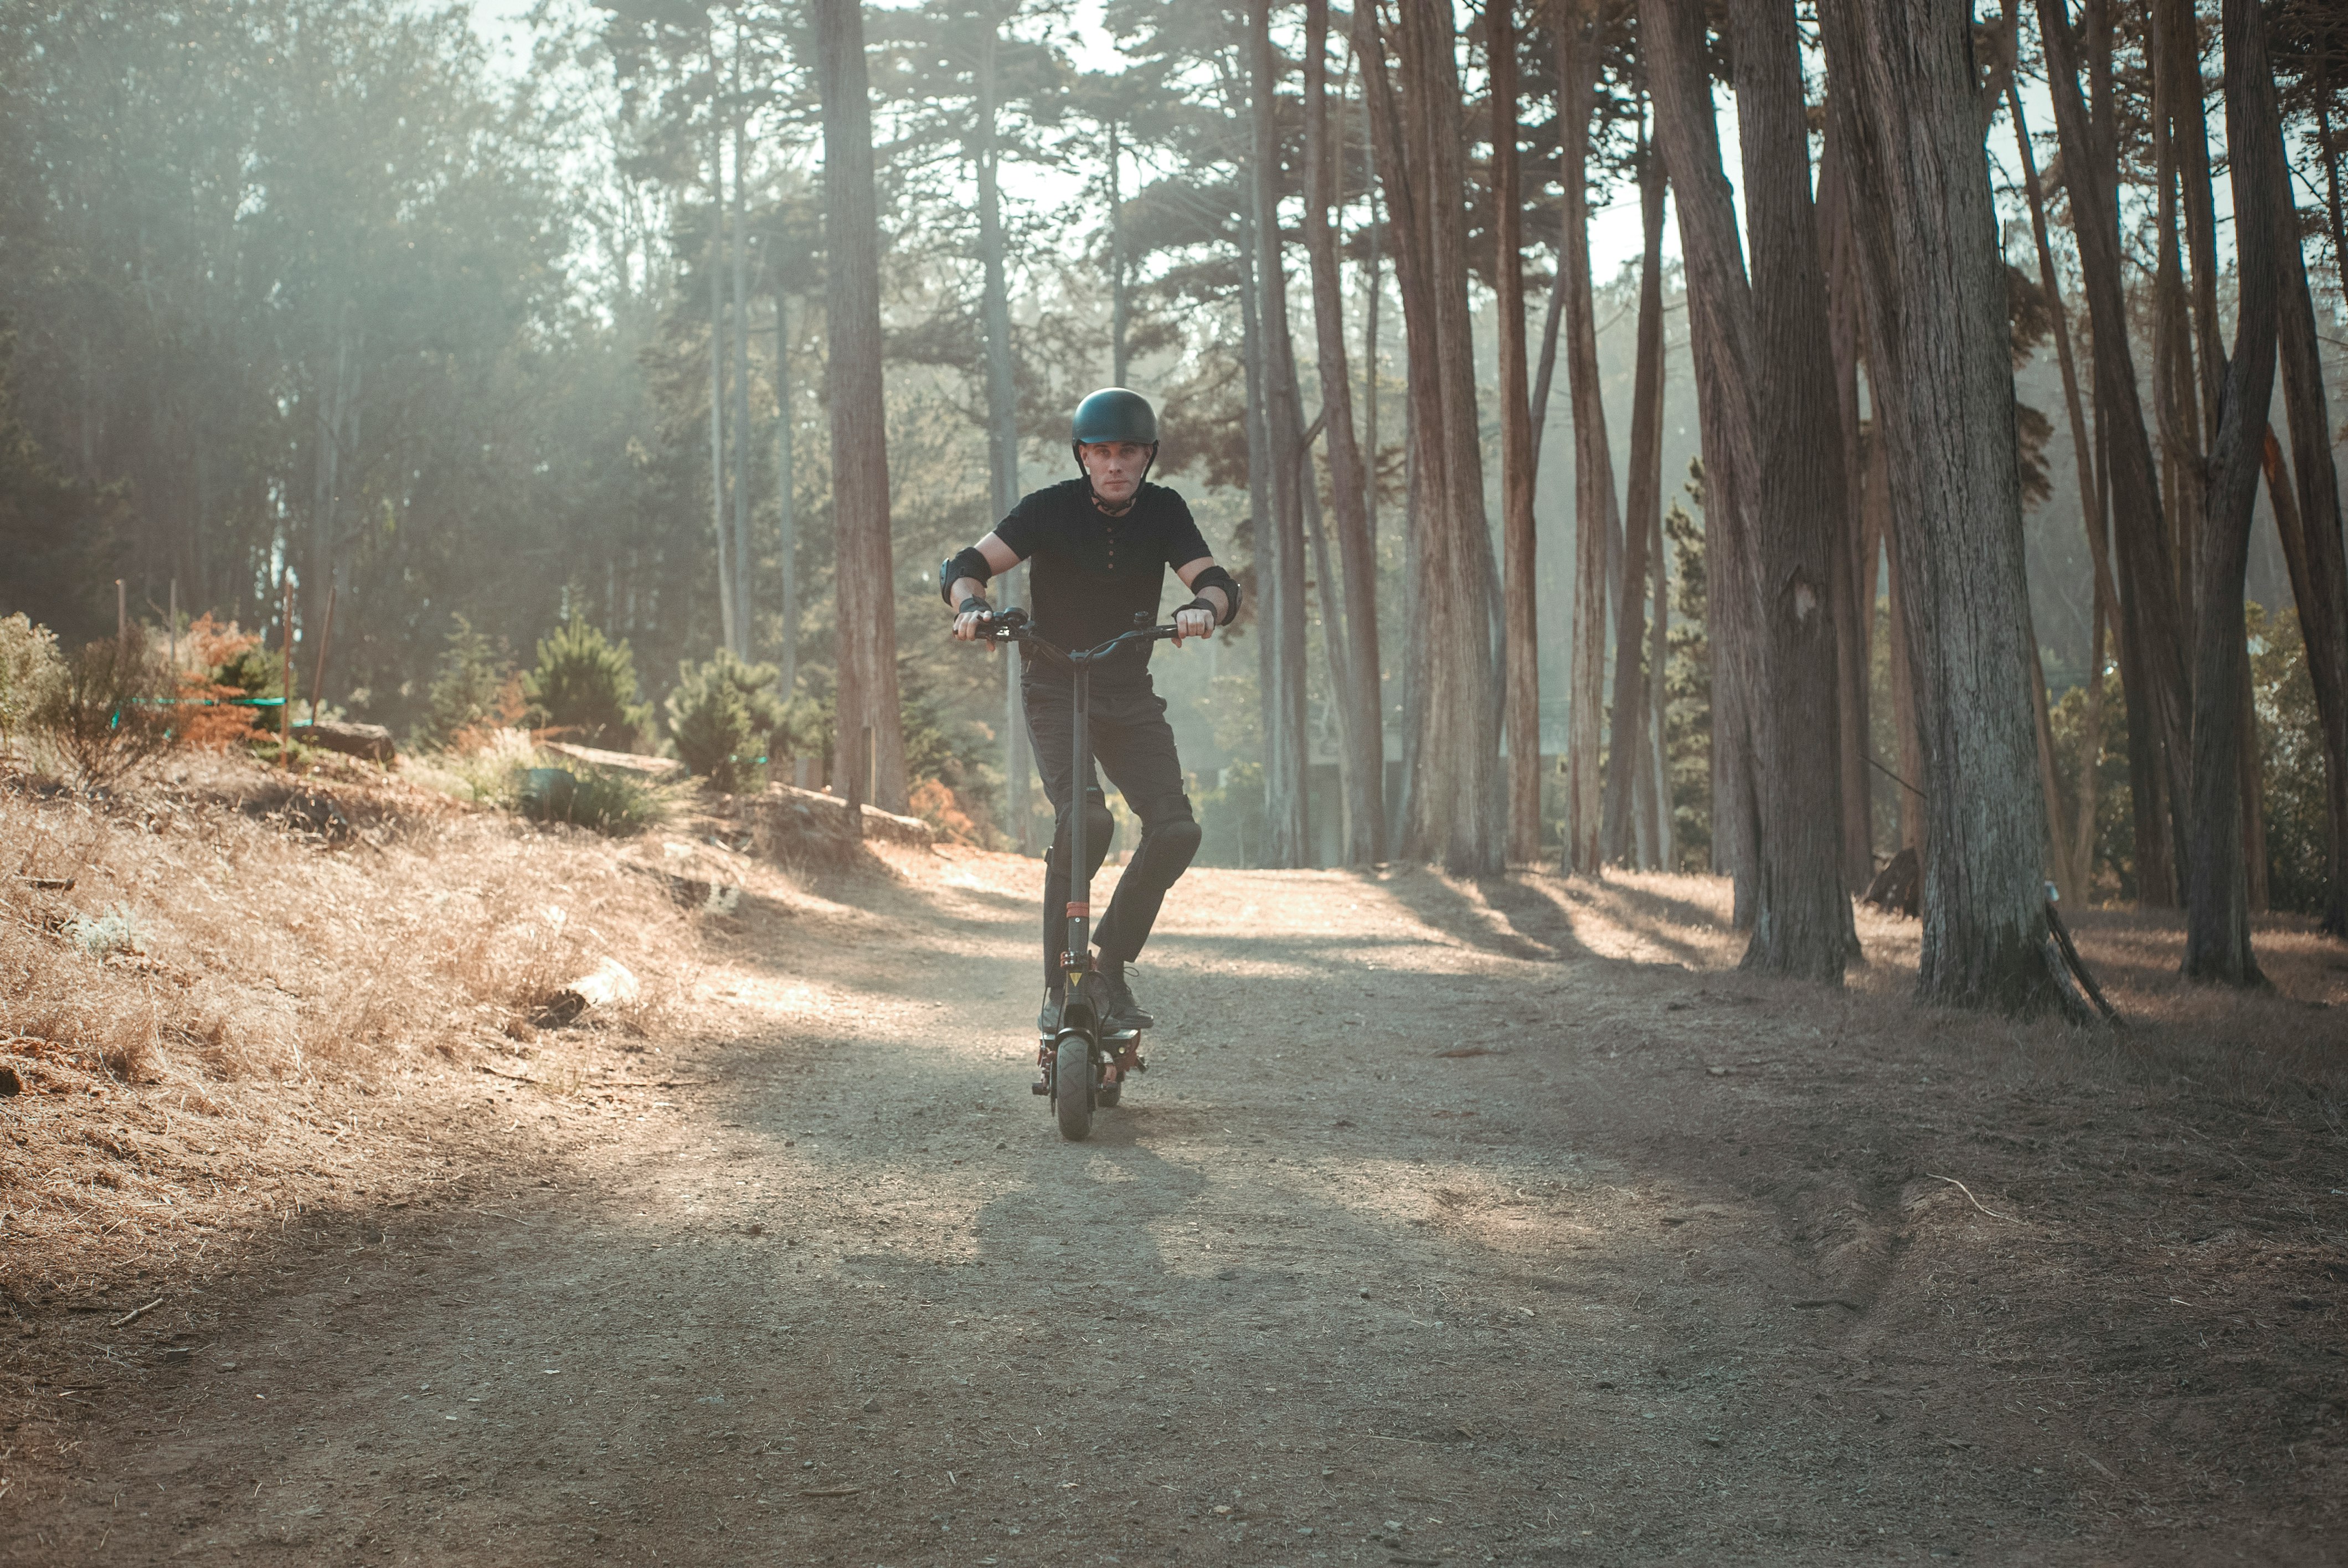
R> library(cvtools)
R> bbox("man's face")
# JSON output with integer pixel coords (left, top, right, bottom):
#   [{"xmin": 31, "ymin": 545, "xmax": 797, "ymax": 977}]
[{"xmin": 1080, "ymin": 440, "xmax": 1151, "ymax": 504}]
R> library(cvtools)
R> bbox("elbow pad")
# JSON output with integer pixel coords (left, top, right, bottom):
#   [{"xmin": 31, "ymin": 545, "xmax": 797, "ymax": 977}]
[
  {"xmin": 1188, "ymin": 564, "xmax": 1240, "ymax": 625},
  {"xmin": 939, "ymin": 546, "xmax": 993, "ymax": 607}
]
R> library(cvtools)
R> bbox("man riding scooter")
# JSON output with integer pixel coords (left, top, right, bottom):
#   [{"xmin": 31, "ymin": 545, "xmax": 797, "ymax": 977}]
[{"xmin": 940, "ymin": 388, "xmax": 1239, "ymax": 1045}]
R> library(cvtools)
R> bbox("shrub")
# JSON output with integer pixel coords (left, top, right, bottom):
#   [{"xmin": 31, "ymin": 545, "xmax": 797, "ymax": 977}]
[
  {"xmin": 2252, "ymin": 603, "xmax": 2328, "ymax": 916},
  {"xmin": 168, "ymin": 613, "xmax": 269, "ymax": 749},
  {"xmin": 0, "ymin": 612, "xmax": 60, "ymax": 750},
  {"xmin": 666, "ymin": 651, "xmax": 784, "ymax": 793},
  {"xmin": 514, "ymin": 762, "xmax": 663, "ymax": 837},
  {"xmin": 423, "ymin": 613, "xmax": 519, "ymax": 751},
  {"xmin": 524, "ymin": 617, "xmax": 653, "ymax": 751},
  {"xmin": 33, "ymin": 636, "xmax": 176, "ymax": 790}
]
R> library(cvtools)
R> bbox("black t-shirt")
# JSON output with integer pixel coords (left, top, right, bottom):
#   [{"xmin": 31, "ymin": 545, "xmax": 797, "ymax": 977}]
[{"xmin": 993, "ymin": 477, "xmax": 1212, "ymax": 683}]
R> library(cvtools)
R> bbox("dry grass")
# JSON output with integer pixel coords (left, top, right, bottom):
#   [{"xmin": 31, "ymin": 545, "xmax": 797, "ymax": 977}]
[{"xmin": 0, "ymin": 749, "xmax": 725, "ymax": 1308}]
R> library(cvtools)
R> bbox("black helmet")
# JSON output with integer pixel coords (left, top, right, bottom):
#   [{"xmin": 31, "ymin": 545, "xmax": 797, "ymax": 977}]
[{"xmin": 1070, "ymin": 387, "xmax": 1158, "ymax": 448}]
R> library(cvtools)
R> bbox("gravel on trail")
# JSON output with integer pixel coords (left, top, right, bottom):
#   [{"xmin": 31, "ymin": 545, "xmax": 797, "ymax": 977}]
[{"xmin": 6, "ymin": 850, "xmax": 2341, "ymax": 1566}]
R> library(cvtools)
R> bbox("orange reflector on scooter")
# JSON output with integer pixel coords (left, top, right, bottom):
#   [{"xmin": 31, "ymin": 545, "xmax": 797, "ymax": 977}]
[{"xmin": 1065, "ymin": 902, "xmax": 1090, "ymax": 917}]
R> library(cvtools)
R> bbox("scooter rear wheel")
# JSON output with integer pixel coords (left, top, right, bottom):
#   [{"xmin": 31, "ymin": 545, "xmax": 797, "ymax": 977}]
[{"xmin": 1053, "ymin": 1033, "xmax": 1094, "ymax": 1142}]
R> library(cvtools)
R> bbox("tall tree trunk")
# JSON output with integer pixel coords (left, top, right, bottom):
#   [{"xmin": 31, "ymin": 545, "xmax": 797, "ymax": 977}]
[
  {"xmin": 1816, "ymin": 118, "xmax": 1876, "ymax": 893},
  {"xmin": 1492, "ymin": 0, "xmax": 1541, "ymax": 866},
  {"xmin": 2008, "ymin": 81, "xmax": 2112, "ymax": 898},
  {"xmin": 2038, "ymin": 0, "xmax": 2191, "ymax": 907},
  {"xmin": 1108, "ymin": 121, "xmax": 1128, "ymax": 389},
  {"xmin": 815, "ymin": 0, "xmax": 906, "ymax": 812},
  {"xmin": 1304, "ymin": 0, "xmax": 1385, "ymax": 864},
  {"xmin": 1646, "ymin": 502, "xmax": 1672, "ymax": 868},
  {"xmin": 2275, "ymin": 182, "xmax": 2348, "ymax": 938},
  {"xmin": 2182, "ymin": 0, "xmax": 2284, "ymax": 985},
  {"xmin": 1642, "ymin": 0, "xmax": 1761, "ymax": 923},
  {"xmin": 1557, "ymin": 5, "xmax": 1616, "ymax": 876},
  {"xmin": 1821, "ymin": 0, "xmax": 2083, "ymax": 1014},
  {"xmin": 976, "ymin": 18, "xmax": 1031, "ymax": 853},
  {"xmin": 729, "ymin": 74, "xmax": 755, "ymax": 659},
  {"xmin": 1363, "ymin": 0, "xmax": 1503, "ymax": 874},
  {"xmin": 1733, "ymin": 0, "xmax": 1857, "ymax": 980},
  {"xmin": 706, "ymin": 120, "xmax": 737, "ymax": 658},
  {"xmin": 1250, "ymin": 0, "xmax": 1313, "ymax": 868},
  {"xmin": 1883, "ymin": 472, "xmax": 1924, "ymax": 854},
  {"xmin": 1604, "ymin": 132, "xmax": 1667, "ymax": 866},
  {"xmin": 773, "ymin": 293, "xmax": 798, "ymax": 695}
]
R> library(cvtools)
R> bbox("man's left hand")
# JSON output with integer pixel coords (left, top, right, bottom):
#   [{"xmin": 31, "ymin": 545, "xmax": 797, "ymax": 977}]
[{"xmin": 1172, "ymin": 605, "xmax": 1214, "ymax": 646}]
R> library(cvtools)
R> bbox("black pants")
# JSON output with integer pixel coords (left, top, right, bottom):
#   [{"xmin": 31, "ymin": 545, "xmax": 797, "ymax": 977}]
[{"xmin": 1023, "ymin": 673, "xmax": 1202, "ymax": 989}]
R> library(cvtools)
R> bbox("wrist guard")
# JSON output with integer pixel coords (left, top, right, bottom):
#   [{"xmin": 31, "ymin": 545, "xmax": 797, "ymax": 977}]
[
  {"xmin": 957, "ymin": 595, "xmax": 992, "ymax": 618},
  {"xmin": 939, "ymin": 546, "xmax": 993, "ymax": 606},
  {"xmin": 1187, "ymin": 564, "xmax": 1241, "ymax": 625}
]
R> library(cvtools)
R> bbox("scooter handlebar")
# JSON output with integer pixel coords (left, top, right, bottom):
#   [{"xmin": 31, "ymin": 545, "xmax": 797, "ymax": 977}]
[{"xmin": 966, "ymin": 608, "xmax": 1177, "ymax": 668}]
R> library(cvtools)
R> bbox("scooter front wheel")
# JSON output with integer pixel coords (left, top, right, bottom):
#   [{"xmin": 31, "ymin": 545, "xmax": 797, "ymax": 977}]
[{"xmin": 1053, "ymin": 1033, "xmax": 1094, "ymax": 1142}]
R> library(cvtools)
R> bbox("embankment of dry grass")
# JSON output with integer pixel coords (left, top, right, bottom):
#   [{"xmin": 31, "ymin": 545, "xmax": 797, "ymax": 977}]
[{"xmin": 0, "ymin": 751, "xmax": 776, "ymax": 1309}]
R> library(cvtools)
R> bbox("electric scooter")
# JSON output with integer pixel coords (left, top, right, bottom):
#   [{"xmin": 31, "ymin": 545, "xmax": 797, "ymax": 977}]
[{"xmin": 975, "ymin": 607, "xmax": 1178, "ymax": 1142}]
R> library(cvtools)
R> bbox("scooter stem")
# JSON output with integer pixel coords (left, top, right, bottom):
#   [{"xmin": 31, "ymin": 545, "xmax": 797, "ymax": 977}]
[{"xmin": 1063, "ymin": 654, "xmax": 1091, "ymax": 981}]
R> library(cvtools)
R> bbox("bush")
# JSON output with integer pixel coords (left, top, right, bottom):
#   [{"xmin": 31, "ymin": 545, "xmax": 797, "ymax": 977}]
[
  {"xmin": 33, "ymin": 636, "xmax": 176, "ymax": 790},
  {"xmin": 514, "ymin": 763, "xmax": 664, "ymax": 837},
  {"xmin": 2252, "ymin": 602, "xmax": 2328, "ymax": 916},
  {"xmin": 0, "ymin": 612, "xmax": 60, "ymax": 750},
  {"xmin": 423, "ymin": 613, "xmax": 521, "ymax": 751},
  {"xmin": 525, "ymin": 617, "xmax": 652, "ymax": 751},
  {"xmin": 666, "ymin": 651, "xmax": 784, "ymax": 792},
  {"xmin": 169, "ymin": 613, "xmax": 269, "ymax": 749}
]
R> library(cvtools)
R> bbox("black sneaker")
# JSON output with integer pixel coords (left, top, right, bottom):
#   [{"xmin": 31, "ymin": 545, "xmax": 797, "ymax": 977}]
[
  {"xmin": 1038, "ymin": 988, "xmax": 1065, "ymax": 1036},
  {"xmin": 1089, "ymin": 961, "xmax": 1154, "ymax": 1032}
]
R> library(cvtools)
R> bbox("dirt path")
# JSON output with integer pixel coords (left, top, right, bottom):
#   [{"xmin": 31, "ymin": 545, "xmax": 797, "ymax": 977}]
[{"xmin": 6, "ymin": 851, "xmax": 2342, "ymax": 1566}]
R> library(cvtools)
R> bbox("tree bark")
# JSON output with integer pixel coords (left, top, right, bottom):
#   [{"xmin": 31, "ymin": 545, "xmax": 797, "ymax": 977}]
[
  {"xmin": 1733, "ymin": 0, "xmax": 1857, "ymax": 982},
  {"xmin": 1556, "ymin": 4, "xmax": 1616, "ymax": 876},
  {"xmin": 729, "ymin": 73, "xmax": 755, "ymax": 659},
  {"xmin": 1821, "ymin": 0, "xmax": 2083, "ymax": 1015},
  {"xmin": 2038, "ymin": 0, "xmax": 2191, "ymax": 907},
  {"xmin": 1603, "ymin": 132, "xmax": 1667, "ymax": 867},
  {"xmin": 773, "ymin": 293, "xmax": 799, "ymax": 694},
  {"xmin": 1109, "ymin": 121, "xmax": 1128, "ymax": 389},
  {"xmin": 2275, "ymin": 187, "xmax": 2348, "ymax": 939},
  {"xmin": 815, "ymin": 0, "xmax": 906, "ymax": 812},
  {"xmin": 1645, "ymin": 503, "xmax": 1672, "ymax": 868},
  {"xmin": 707, "ymin": 117, "xmax": 737, "ymax": 659},
  {"xmin": 1492, "ymin": 0, "xmax": 1542, "ymax": 866},
  {"xmin": 1641, "ymin": 0, "xmax": 1760, "ymax": 923},
  {"xmin": 2008, "ymin": 80, "xmax": 2110, "ymax": 899},
  {"xmin": 1816, "ymin": 118, "xmax": 1876, "ymax": 893},
  {"xmin": 1304, "ymin": 0, "xmax": 1385, "ymax": 864},
  {"xmin": 1364, "ymin": 0, "xmax": 1503, "ymax": 874},
  {"xmin": 1249, "ymin": 0, "xmax": 1313, "ymax": 868},
  {"xmin": 976, "ymin": 17, "xmax": 1032, "ymax": 853},
  {"xmin": 2183, "ymin": 0, "xmax": 2284, "ymax": 985}
]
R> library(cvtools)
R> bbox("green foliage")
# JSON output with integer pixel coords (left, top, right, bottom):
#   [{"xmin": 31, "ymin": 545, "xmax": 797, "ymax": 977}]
[
  {"xmin": 1194, "ymin": 759, "xmax": 1266, "ymax": 869},
  {"xmin": 513, "ymin": 764, "xmax": 664, "ymax": 838},
  {"xmin": 525, "ymin": 617, "xmax": 652, "ymax": 751},
  {"xmin": 897, "ymin": 652, "xmax": 1000, "ymax": 827},
  {"xmin": 32, "ymin": 637, "xmax": 176, "ymax": 791},
  {"xmin": 0, "ymin": 612, "xmax": 61, "ymax": 747},
  {"xmin": 2252, "ymin": 604, "xmax": 2329, "ymax": 916},
  {"xmin": 2047, "ymin": 673, "xmax": 2137, "ymax": 905},
  {"xmin": 666, "ymin": 651, "xmax": 785, "ymax": 793},
  {"xmin": 422, "ymin": 614, "xmax": 514, "ymax": 750},
  {"xmin": 1662, "ymin": 487, "xmax": 1712, "ymax": 873}
]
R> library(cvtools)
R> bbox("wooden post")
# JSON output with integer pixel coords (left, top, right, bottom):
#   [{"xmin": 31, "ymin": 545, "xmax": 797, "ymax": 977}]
[
  {"xmin": 167, "ymin": 580, "xmax": 177, "ymax": 683},
  {"xmin": 307, "ymin": 586, "xmax": 338, "ymax": 728},
  {"xmin": 116, "ymin": 580, "xmax": 127, "ymax": 644},
  {"xmin": 279, "ymin": 576, "xmax": 295, "ymax": 768}
]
